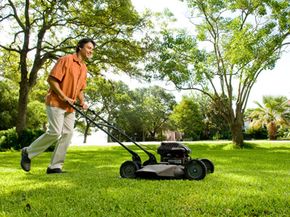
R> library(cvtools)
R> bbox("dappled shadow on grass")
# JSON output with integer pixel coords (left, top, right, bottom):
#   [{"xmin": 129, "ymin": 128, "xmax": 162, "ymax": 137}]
[
  {"xmin": 243, "ymin": 142, "xmax": 290, "ymax": 152},
  {"xmin": 1, "ymin": 144, "xmax": 289, "ymax": 217}
]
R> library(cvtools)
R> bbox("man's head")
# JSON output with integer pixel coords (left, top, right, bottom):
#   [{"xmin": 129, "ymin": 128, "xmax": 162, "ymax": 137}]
[{"xmin": 76, "ymin": 38, "xmax": 96, "ymax": 60}]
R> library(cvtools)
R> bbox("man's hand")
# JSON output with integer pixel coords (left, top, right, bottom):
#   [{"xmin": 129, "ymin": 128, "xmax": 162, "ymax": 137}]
[
  {"xmin": 79, "ymin": 102, "xmax": 88, "ymax": 110},
  {"xmin": 82, "ymin": 103, "xmax": 88, "ymax": 110},
  {"xmin": 63, "ymin": 96, "xmax": 75, "ymax": 106}
]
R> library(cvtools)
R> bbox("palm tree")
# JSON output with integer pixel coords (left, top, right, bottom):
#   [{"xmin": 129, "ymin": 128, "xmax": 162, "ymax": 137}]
[{"xmin": 248, "ymin": 96, "xmax": 290, "ymax": 140}]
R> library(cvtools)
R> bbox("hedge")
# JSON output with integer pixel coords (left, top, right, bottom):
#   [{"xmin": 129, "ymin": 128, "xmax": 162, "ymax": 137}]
[{"xmin": 0, "ymin": 128, "xmax": 44, "ymax": 151}]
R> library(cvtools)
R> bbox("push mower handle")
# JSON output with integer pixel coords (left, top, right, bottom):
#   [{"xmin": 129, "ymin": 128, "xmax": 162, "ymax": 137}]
[{"xmin": 69, "ymin": 102, "xmax": 157, "ymax": 164}]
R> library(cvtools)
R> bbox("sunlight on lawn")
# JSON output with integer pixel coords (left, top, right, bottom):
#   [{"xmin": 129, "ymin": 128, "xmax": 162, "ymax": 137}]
[{"xmin": 0, "ymin": 141, "xmax": 289, "ymax": 217}]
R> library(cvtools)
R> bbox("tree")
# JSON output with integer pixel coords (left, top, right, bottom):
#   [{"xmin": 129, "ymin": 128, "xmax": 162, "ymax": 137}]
[
  {"xmin": 78, "ymin": 78, "xmax": 132, "ymax": 143},
  {"xmin": 137, "ymin": 86, "xmax": 176, "ymax": 140},
  {"xmin": 0, "ymin": 0, "xmax": 150, "ymax": 136},
  {"xmin": 0, "ymin": 49, "xmax": 19, "ymax": 130},
  {"xmin": 145, "ymin": 0, "xmax": 290, "ymax": 147},
  {"xmin": 0, "ymin": 82, "xmax": 18, "ymax": 130},
  {"xmin": 26, "ymin": 74, "xmax": 48, "ymax": 130},
  {"xmin": 194, "ymin": 93, "xmax": 230, "ymax": 139},
  {"xmin": 170, "ymin": 96, "xmax": 203, "ymax": 140},
  {"xmin": 247, "ymin": 96, "xmax": 290, "ymax": 140},
  {"xmin": 113, "ymin": 86, "xmax": 176, "ymax": 141},
  {"xmin": 0, "ymin": 47, "xmax": 49, "ymax": 131}
]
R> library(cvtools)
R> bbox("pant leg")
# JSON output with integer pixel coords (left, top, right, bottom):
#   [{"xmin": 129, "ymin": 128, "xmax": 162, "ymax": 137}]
[
  {"xmin": 48, "ymin": 110, "xmax": 75, "ymax": 169},
  {"xmin": 27, "ymin": 106, "xmax": 65, "ymax": 159}
]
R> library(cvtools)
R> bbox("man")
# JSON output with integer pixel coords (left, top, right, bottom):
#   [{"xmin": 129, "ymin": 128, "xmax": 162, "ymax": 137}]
[{"xmin": 20, "ymin": 38, "xmax": 95, "ymax": 174}]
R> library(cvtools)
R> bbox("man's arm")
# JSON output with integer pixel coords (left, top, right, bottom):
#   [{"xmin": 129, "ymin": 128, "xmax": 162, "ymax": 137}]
[
  {"xmin": 47, "ymin": 76, "xmax": 74, "ymax": 105},
  {"xmin": 78, "ymin": 90, "xmax": 88, "ymax": 109}
]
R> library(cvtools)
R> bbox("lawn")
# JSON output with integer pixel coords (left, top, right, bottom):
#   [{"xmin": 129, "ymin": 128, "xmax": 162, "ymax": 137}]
[{"xmin": 0, "ymin": 141, "xmax": 289, "ymax": 217}]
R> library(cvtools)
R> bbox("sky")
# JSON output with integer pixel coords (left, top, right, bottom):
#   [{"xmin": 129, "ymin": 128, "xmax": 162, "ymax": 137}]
[{"xmin": 131, "ymin": 0, "xmax": 290, "ymax": 108}]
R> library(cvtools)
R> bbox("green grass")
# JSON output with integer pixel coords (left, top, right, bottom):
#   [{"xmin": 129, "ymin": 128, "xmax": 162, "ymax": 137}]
[{"xmin": 0, "ymin": 141, "xmax": 289, "ymax": 217}]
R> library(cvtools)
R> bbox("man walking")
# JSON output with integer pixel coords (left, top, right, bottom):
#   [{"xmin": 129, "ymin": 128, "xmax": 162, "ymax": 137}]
[{"xmin": 21, "ymin": 38, "xmax": 95, "ymax": 174}]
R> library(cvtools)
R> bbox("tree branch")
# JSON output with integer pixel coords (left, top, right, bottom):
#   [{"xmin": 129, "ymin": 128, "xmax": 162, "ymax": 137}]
[
  {"xmin": 0, "ymin": 44, "xmax": 19, "ymax": 53},
  {"xmin": 7, "ymin": 0, "xmax": 25, "ymax": 30}
]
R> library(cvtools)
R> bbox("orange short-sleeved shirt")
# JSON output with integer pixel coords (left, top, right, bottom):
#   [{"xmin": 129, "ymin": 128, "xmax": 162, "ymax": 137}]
[{"xmin": 45, "ymin": 53, "xmax": 87, "ymax": 112}]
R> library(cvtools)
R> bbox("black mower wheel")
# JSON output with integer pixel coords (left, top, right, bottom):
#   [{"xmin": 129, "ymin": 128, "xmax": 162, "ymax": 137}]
[
  {"xmin": 184, "ymin": 159, "xmax": 207, "ymax": 180},
  {"xmin": 120, "ymin": 161, "xmax": 140, "ymax": 178},
  {"xmin": 200, "ymin": 158, "xmax": 214, "ymax": 173}
]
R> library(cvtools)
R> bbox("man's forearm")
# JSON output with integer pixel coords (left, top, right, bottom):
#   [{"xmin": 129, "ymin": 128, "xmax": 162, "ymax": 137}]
[{"xmin": 78, "ymin": 91, "xmax": 85, "ymax": 105}]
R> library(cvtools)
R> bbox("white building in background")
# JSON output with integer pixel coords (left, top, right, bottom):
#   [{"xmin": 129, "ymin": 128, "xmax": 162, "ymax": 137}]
[
  {"xmin": 163, "ymin": 130, "xmax": 183, "ymax": 141},
  {"xmin": 71, "ymin": 129, "xmax": 108, "ymax": 146}
]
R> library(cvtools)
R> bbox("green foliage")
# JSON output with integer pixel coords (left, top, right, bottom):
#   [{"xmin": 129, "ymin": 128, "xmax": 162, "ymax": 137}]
[
  {"xmin": 0, "ymin": 48, "xmax": 48, "ymax": 131},
  {"xmin": 114, "ymin": 85, "xmax": 176, "ymax": 141},
  {"xmin": 244, "ymin": 126, "xmax": 268, "ymax": 140},
  {"xmin": 76, "ymin": 78, "xmax": 176, "ymax": 142},
  {"xmin": 18, "ymin": 129, "xmax": 45, "ymax": 149},
  {"xmin": 0, "ymin": 128, "xmax": 44, "ymax": 151},
  {"xmin": 194, "ymin": 93, "xmax": 231, "ymax": 139},
  {"xmin": 144, "ymin": 0, "xmax": 290, "ymax": 147},
  {"xmin": 27, "ymin": 101, "xmax": 47, "ymax": 130},
  {"xmin": 0, "ymin": 82, "xmax": 18, "ymax": 130},
  {"xmin": 170, "ymin": 96, "xmax": 203, "ymax": 140},
  {"xmin": 145, "ymin": 29, "xmax": 201, "ymax": 86},
  {"xmin": 0, "ymin": 49, "xmax": 19, "ymax": 130},
  {"xmin": 247, "ymin": 95, "xmax": 290, "ymax": 140},
  {"xmin": 75, "ymin": 77, "xmax": 132, "ymax": 141},
  {"xmin": 0, "ymin": 142, "xmax": 289, "ymax": 216},
  {"xmin": 0, "ymin": 128, "xmax": 18, "ymax": 150},
  {"xmin": 277, "ymin": 126, "xmax": 290, "ymax": 140},
  {"xmin": 0, "ymin": 0, "xmax": 152, "ymax": 134}
]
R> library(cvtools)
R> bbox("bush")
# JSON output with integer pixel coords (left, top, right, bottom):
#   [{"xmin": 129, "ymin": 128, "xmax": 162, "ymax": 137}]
[
  {"xmin": 0, "ymin": 128, "xmax": 18, "ymax": 150},
  {"xmin": 244, "ymin": 127, "xmax": 267, "ymax": 140},
  {"xmin": 277, "ymin": 127, "xmax": 290, "ymax": 140},
  {"xmin": 0, "ymin": 128, "xmax": 44, "ymax": 151}
]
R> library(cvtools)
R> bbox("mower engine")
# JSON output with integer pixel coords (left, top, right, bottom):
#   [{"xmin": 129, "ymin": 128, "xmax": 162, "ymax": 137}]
[{"xmin": 157, "ymin": 142, "xmax": 191, "ymax": 165}]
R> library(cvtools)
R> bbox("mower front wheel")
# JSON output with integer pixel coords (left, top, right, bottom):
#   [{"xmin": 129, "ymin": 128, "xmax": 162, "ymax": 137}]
[
  {"xmin": 184, "ymin": 159, "xmax": 207, "ymax": 180},
  {"xmin": 200, "ymin": 158, "xmax": 214, "ymax": 173},
  {"xmin": 120, "ymin": 161, "xmax": 140, "ymax": 178}
]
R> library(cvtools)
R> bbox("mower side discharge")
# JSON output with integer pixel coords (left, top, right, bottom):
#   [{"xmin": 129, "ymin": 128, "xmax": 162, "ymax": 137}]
[
  {"xmin": 71, "ymin": 103, "xmax": 214, "ymax": 181},
  {"xmin": 136, "ymin": 164, "xmax": 184, "ymax": 179}
]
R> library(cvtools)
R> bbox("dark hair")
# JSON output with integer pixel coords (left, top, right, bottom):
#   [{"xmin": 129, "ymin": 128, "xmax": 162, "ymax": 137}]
[{"xmin": 76, "ymin": 38, "xmax": 96, "ymax": 53}]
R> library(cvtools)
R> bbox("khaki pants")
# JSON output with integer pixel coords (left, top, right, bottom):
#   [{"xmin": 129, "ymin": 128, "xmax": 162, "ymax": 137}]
[{"xmin": 27, "ymin": 106, "xmax": 75, "ymax": 169}]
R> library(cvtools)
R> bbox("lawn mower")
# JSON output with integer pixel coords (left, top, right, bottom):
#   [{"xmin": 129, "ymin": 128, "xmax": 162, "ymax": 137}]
[{"xmin": 71, "ymin": 103, "xmax": 214, "ymax": 180}]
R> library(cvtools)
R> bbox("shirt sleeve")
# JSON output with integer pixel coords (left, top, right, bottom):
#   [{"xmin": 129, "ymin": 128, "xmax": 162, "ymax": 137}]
[{"xmin": 49, "ymin": 56, "xmax": 68, "ymax": 82}]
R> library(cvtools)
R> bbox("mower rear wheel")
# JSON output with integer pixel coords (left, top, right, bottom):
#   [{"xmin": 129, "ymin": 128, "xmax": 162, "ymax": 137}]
[
  {"xmin": 200, "ymin": 158, "xmax": 214, "ymax": 173},
  {"xmin": 184, "ymin": 159, "xmax": 207, "ymax": 180},
  {"xmin": 120, "ymin": 161, "xmax": 140, "ymax": 178}
]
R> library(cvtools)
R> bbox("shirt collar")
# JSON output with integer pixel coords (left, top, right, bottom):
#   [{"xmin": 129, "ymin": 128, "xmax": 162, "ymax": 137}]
[{"xmin": 72, "ymin": 53, "xmax": 84, "ymax": 65}]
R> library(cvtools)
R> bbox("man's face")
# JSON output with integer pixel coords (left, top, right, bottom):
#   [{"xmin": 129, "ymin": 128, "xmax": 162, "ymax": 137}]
[{"xmin": 79, "ymin": 42, "xmax": 94, "ymax": 60}]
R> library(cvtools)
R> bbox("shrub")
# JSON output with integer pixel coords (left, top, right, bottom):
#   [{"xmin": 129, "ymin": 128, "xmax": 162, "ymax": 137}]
[
  {"xmin": 0, "ymin": 128, "xmax": 18, "ymax": 150},
  {"xmin": 0, "ymin": 128, "xmax": 44, "ymax": 151},
  {"xmin": 277, "ymin": 127, "xmax": 290, "ymax": 140},
  {"xmin": 244, "ymin": 127, "xmax": 267, "ymax": 140}
]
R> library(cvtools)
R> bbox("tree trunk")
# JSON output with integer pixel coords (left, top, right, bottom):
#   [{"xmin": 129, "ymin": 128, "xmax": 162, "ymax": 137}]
[
  {"xmin": 230, "ymin": 112, "xmax": 244, "ymax": 148},
  {"xmin": 83, "ymin": 121, "xmax": 90, "ymax": 143},
  {"xmin": 16, "ymin": 79, "xmax": 30, "ymax": 136},
  {"xmin": 267, "ymin": 121, "xmax": 277, "ymax": 140},
  {"xmin": 149, "ymin": 131, "xmax": 155, "ymax": 141},
  {"xmin": 142, "ymin": 130, "xmax": 145, "ymax": 141}
]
